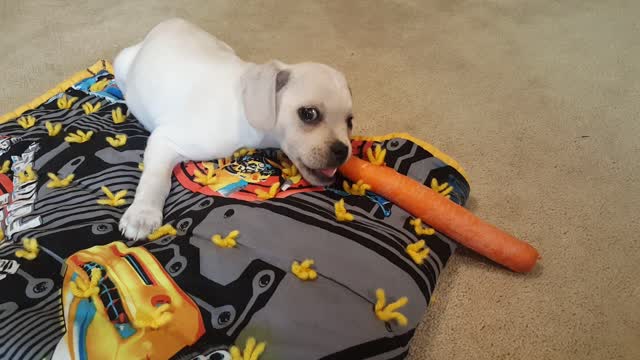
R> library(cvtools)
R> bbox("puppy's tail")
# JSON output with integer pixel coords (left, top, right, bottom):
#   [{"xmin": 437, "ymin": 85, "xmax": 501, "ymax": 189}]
[{"xmin": 113, "ymin": 43, "xmax": 141, "ymax": 96}]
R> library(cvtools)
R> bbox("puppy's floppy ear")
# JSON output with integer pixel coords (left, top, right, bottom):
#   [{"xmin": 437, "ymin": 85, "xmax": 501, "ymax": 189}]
[{"xmin": 241, "ymin": 61, "xmax": 290, "ymax": 131}]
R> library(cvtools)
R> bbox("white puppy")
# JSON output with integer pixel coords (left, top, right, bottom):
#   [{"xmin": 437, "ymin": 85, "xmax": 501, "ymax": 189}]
[{"xmin": 114, "ymin": 18, "xmax": 353, "ymax": 240}]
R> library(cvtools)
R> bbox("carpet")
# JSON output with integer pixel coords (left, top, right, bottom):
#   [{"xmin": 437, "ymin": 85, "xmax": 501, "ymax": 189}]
[{"xmin": 1, "ymin": 1, "xmax": 639, "ymax": 359}]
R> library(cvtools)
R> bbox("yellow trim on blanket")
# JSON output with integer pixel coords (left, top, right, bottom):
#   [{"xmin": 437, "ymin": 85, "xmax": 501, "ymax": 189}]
[
  {"xmin": 0, "ymin": 60, "xmax": 113, "ymax": 124},
  {"xmin": 0, "ymin": 60, "xmax": 469, "ymax": 183},
  {"xmin": 352, "ymin": 133, "xmax": 469, "ymax": 182}
]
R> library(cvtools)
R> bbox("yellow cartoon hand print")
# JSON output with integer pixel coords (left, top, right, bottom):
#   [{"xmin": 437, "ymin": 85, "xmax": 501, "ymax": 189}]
[
  {"xmin": 281, "ymin": 163, "xmax": 302, "ymax": 184},
  {"xmin": 230, "ymin": 337, "xmax": 266, "ymax": 360},
  {"xmin": 82, "ymin": 102, "xmax": 101, "ymax": 115},
  {"xmin": 334, "ymin": 198, "xmax": 354, "ymax": 222},
  {"xmin": 45, "ymin": 121, "xmax": 62, "ymax": 136},
  {"xmin": 255, "ymin": 182, "xmax": 280, "ymax": 200},
  {"xmin": 291, "ymin": 259, "xmax": 318, "ymax": 281},
  {"xmin": 0, "ymin": 160, "xmax": 10, "ymax": 174},
  {"xmin": 17, "ymin": 115, "xmax": 36, "ymax": 129},
  {"xmin": 233, "ymin": 148, "xmax": 256, "ymax": 158},
  {"xmin": 47, "ymin": 173, "xmax": 74, "ymax": 188},
  {"xmin": 112, "ymin": 107, "xmax": 127, "ymax": 124},
  {"xmin": 133, "ymin": 303, "xmax": 173, "ymax": 330},
  {"xmin": 374, "ymin": 288, "xmax": 408, "ymax": 326},
  {"xmin": 106, "ymin": 134, "xmax": 127, "ymax": 147},
  {"xmin": 211, "ymin": 230, "xmax": 240, "ymax": 248},
  {"xmin": 430, "ymin": 178, "xmax": 453, "ymax": 199},
  {"xmin": 405, "ymin": 240, "xmax": 430, "ymax": 265},
  {"xmin": 147, "ymin": 224, "xmax": 177, "ymax": 241},
  {"xmin": 15, "ymin": 238, "xmax": 39, "ymax": 260},
  {"xmin": 343, "ymin": 180, "xmax": 371, "ymax": 196},
  {"xmin": 366, "ymin": 144, "xmax": 386, "ymax": 166},
  {"xmin": 17, "ymin": 165, "xmax": 37, "ymax": 184},
  {"xmin": 194, "ymin": 163, "xmax": 217, "ymax": 185},
  {"xmin": 70, "ymin": 268, "xmax": 101, "ymax": 299},
  {"xmin": 96, "ymin": 186, "xmax": 127, "ymax": 207},
  {"xmin": 57, "ymin": 94, "xmax": 78, "ymax": 109},
  {"xmin": 409, "ymin": 218, "xmax": 435, "ymax": 236},
  {"xmin": 89, "ymin": 78, "xmax": 109, "ymax": 92},
  {"xmin": 65, "ymin": 130, "xmax": 93, "ymax": 144}
]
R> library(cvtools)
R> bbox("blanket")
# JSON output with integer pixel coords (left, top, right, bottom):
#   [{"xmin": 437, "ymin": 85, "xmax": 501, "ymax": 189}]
[{"xmin": 0, "ymin": 61, "xmax": 470, "ymax": 360}]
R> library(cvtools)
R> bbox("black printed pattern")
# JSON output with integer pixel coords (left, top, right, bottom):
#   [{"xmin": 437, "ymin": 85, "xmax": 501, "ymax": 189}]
[{"xmin": 0, "ymin": 66, "xmax": 469, "ymax": 360}]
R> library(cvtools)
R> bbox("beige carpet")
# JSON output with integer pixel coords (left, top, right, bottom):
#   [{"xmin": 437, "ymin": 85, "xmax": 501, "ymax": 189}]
[{"xmin": 1, "ymin": 1, "xmax": 639, "ymax": 359}]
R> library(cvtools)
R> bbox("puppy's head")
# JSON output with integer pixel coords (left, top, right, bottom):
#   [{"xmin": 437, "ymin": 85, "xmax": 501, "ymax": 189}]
[{"xmin": 241, "ymin": 61, "xmax": 353, "ymax": 185}]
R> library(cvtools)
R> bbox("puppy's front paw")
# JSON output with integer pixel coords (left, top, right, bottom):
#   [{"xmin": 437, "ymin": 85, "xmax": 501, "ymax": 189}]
[{"xmin": 119, "ymin": 202, "xmax": 162, "ymax": 240}]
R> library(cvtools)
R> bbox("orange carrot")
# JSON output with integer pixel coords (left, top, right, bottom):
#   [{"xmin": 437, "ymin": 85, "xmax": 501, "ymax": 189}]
[{"xmin": 339, "ymin": 156, "xmax": 540, "ymax": 273}]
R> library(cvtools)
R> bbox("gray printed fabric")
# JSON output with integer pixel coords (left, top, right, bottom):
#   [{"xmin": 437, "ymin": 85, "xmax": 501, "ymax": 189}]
[{"xmin": 0, "ymin": 61, "xmax": 470, "ymax": 360}]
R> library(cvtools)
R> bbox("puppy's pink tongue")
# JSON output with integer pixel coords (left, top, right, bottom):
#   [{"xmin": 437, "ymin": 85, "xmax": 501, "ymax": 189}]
[{"xmin": 319, "ymin": 168, "xmax": 337, "ymax": 177}]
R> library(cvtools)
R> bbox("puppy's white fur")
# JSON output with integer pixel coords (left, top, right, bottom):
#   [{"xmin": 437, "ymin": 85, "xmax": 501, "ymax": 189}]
[{"xmin": 115, "ymin": 18, "xmax": 353, "ymax": 240}]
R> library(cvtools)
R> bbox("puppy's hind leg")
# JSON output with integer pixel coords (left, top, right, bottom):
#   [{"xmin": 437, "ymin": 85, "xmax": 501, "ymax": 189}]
[
  {"xmin": 113, "ymin": 42, "xmax": 141, "ymax": 96},
  {"xmin": 119, "ymin": 130, "xmax": 183, "ymax": 240}
]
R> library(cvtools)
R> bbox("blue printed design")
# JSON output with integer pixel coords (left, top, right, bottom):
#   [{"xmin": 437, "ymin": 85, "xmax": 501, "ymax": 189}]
[
  {"xmin": 75, "ymin": 299, "xmax": 96, "ymax": 360},
  {"xmin": 72, "ymin": 70, "xmax": 124, "ymax": 102}
]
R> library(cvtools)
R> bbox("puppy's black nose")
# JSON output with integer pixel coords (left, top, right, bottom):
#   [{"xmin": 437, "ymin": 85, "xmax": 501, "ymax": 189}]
[{"xmin": 330, "ymin": 142, "xmax": 349, "ymax": 164}]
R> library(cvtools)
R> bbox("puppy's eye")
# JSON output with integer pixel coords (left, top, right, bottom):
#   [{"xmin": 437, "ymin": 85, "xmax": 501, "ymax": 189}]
[
  {"xmin": 298, "ymin": 107, "xmax": 320, "ymax": 123},
  {"xmin": 346, "ymin": 115, "xmax": 353, "ymax": 129}
]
